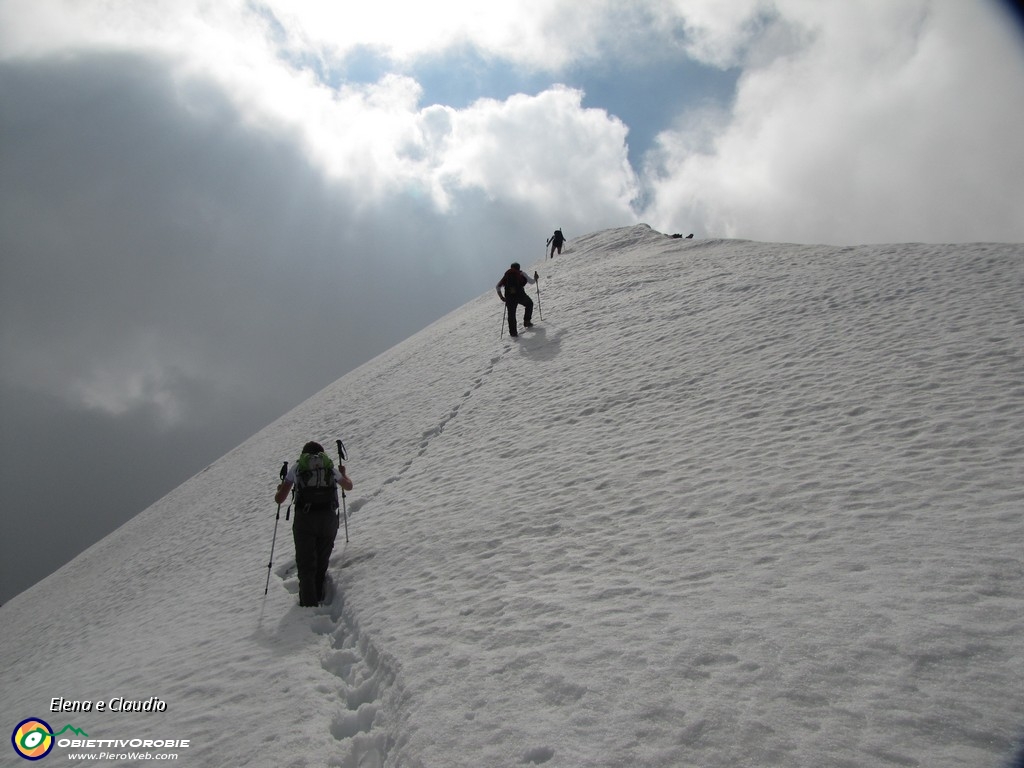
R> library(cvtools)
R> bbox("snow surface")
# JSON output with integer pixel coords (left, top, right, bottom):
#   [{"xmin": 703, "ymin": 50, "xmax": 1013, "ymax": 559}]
[{"xmin": 3, "ymin": 225, "xmax": 1023, "ymax": 768}]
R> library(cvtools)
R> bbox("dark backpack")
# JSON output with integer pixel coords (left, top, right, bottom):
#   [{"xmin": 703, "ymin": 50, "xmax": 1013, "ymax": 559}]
[
  {"xmin": 502, "ymin": 268, "xmax": 524, "ymax": 298},
  {"xmin": 294, "ymin": 452, "xmax": 338, "ymax": 514}
]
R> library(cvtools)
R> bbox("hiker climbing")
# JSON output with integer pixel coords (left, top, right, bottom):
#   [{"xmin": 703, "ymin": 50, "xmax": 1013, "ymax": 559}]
[
  {"xmin": 546, "ymin": 229, "xmax": 566, "ymax": 258},
  {"xmin": 496, "ymin": 262, "xmax": 537, "ymax": 337},
  {"xmin": 275, "ymin": 441, "xmax": 353, "ymax": 607}
]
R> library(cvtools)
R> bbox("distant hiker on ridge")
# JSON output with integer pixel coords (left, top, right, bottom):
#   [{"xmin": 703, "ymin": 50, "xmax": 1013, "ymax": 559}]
[
  {"xmin": 546, "ymin": 229, "xmax": 566, "ymax": 258},
  {"xmin": 275, "ymin": 441, "xmax": 353, "ymax": 607},
  {"xmin": 496, "ymin": 262, "xmax": 538, "ymax": 337}
]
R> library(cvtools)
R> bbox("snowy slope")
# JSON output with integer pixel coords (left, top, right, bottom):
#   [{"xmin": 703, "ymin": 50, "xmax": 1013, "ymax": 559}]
[{"xmin": 2, "ymin": 225, "xmax": 1023, "ymax": 768}]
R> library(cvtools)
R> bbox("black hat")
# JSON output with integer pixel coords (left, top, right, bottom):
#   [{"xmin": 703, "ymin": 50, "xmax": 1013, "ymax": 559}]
[
  {"xmin": 301, "ymin": 441, "xmax": 324, "ymax": 455},
  {"xmin": 511, "ymin": 262, "xmax": 520, "ymax": 270}
]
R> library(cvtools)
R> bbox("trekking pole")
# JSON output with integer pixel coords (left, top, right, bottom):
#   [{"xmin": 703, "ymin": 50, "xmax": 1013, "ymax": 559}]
[
  {"xmin": 336, "ymin": 439, "xmax": 349, "ymax": 543},
  {"xmin": 499, "ymin": 302, "xmax": 506, "ymax": 338},
  {"xmin": 534, "ymin": 271, "xmax": 543, "ymax": 320},
  {"xmin": 264, "ymin": 461, "xmax": 288, "ymax": 595}
]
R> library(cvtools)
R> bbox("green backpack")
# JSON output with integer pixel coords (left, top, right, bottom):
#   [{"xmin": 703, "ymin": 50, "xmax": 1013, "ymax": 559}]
[{"xmin": 294, "ymin": 452, "xmax": 338, "ymax": 513}]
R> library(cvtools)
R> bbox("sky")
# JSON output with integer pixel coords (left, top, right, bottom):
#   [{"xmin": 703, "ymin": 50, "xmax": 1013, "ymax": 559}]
[
  {"xmin": 3, "ymin": 228, "xmax": 1022, "ymax": 766},
  {"xmin": 2, "ymin": 0, "xmax": 1024, "ymax": 604}
]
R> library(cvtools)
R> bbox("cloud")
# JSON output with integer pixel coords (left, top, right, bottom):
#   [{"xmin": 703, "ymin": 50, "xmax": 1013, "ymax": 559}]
[
  {"xmin": 0, "ymin": 55, "xmax": 448, "ymax": 438},
  {"xmin": 259, "ymin": 0, "xmax": 689, "ymax": 72},
  {"xmin": 419, "ymin": 87, "xmax": 638, "ymax": 217},
  {"xmin": 642, "ymin": 1, "xmax": 1024, "ymax": 243},
  {"xmin": 658, "ymin": 0, "xmax": 776, "ymax": 68}
]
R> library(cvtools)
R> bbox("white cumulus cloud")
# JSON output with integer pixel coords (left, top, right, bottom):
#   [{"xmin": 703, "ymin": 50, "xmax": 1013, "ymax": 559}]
[{"xmin": 642, "ymin": 1, "xmax": 1024, "ymax": 243}]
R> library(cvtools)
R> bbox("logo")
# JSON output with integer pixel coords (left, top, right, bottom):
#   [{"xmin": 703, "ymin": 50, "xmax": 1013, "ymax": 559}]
[
  {"xmin": 12, "ymin": 718, "xmax": 50, "ymax": 761},
  {"xmin": 11, "ymin": 720, "xmax": 88, "ymax": 761}
]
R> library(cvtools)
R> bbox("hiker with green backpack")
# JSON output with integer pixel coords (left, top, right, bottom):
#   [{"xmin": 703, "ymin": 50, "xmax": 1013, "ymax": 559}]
[{"xmin": 275, "ymin": 441, "xmax": 353, "ymax": 607}]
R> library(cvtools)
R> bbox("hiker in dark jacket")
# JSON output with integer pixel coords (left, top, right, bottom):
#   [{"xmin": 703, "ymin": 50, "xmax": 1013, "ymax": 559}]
[
  {"xmin": 546, "ymin": 229, "xmax": 566, "ymax": 258},
  {"xmin": 275, "ymin": 441, "xmax": 353, "ymax": 606},
  {"xmin": 496, "ymin": 262, "xmax": 537, "ymax": 337}
]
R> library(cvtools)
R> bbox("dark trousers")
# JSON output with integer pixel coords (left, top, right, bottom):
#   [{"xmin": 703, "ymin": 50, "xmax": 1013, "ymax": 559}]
[
  {"xmin": 293, "ymin": 509, "xmax": 339, "ymax": 606},
  {"xmin": 506, "ymin": 293, "xmax": 533, "ymax": 335}
]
